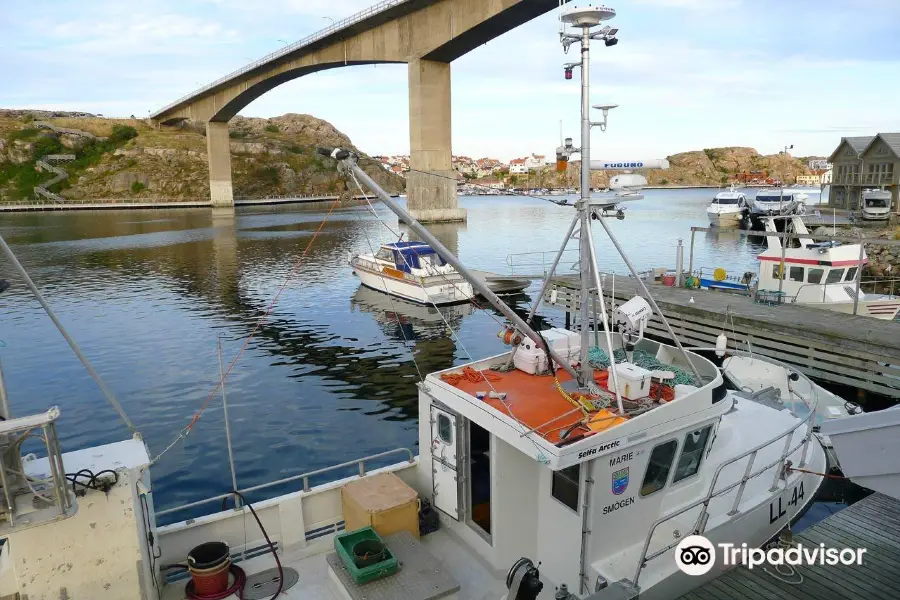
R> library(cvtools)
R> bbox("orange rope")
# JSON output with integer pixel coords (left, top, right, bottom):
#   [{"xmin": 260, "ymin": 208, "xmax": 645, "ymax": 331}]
[
  {"xmin": 184, "ymin": 199, "xmax": 343, "ymax": 434},
  {"xmin": 440, "ymin": 366, "xmax": 502, "ymax": 386},
  {"xmin": 788, "ymin": 466, "xmax": 847, "ymax": 480}
]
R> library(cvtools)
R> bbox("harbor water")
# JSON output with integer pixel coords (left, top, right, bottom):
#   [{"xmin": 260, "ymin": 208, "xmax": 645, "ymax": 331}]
[{"xmin": 0, "ymin": 189, "xmax": 827, "ymax": 519}]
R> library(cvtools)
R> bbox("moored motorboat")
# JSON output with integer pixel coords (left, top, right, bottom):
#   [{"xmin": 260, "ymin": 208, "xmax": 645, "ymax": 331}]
[
  {"xmin": 706, "ymin": 187, "xmax": 748, "ymax": 226},
  {"xmin": 749, "ymin": 189, "xmax": 807, "ymax": 227},
  {"xmin": 349, "ymin": 241, "xmax": 475, "ymax": 305}
]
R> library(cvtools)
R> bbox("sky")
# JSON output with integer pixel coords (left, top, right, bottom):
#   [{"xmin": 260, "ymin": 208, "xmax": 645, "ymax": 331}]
[{"xmin": 3, "ymin": 0, "xmax": 900, "ymax": 161}]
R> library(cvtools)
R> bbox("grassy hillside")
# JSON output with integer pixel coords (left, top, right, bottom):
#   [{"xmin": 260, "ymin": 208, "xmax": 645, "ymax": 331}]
[{"xmin": 0, "ymin": 110, "xmax": 404, "ymax": 203}]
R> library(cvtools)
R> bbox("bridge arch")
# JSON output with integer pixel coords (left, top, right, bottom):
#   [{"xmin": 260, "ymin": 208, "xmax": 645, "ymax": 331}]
[{"xmin": 150, "ymin": 0, "xmax": 567, "ymax": 218}]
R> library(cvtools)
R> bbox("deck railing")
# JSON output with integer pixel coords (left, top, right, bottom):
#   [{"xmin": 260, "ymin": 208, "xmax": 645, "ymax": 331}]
[
  {"xmin": 631, "ymin": 352, "xmax": 819, "ymax": 588},
  {"xmin": 155, "ymin": 447, "xmax": 415, "ymax": 518}
]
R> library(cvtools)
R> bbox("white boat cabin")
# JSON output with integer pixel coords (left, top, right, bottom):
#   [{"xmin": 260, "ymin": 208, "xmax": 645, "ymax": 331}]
[
  {"xmin": 757, "ymin": 216, "xmax": 864, "ymax": 303},
  {"xmin": 418, "ymin": 333, "xmax": 823, "ymax": 598}
]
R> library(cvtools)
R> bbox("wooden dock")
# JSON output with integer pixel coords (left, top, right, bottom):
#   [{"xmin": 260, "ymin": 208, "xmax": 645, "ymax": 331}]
[
  {"xmin": 679, "ymin": 493, "xmax": 900, "ymax": 600},
  {"xmin": 546, "ymin": 275, "xmax": 900, "ymax": 397}
]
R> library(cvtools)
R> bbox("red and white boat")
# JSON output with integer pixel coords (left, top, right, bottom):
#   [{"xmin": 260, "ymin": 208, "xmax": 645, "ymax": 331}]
[{"xmin": 756, "ymin": 215, "xmax": 900, "ymax": 319}]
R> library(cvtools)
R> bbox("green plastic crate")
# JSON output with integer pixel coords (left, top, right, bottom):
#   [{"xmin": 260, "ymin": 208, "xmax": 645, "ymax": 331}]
[{"xmin": 334, "ymin": 526, "xmax": 399, "ymax": 585}]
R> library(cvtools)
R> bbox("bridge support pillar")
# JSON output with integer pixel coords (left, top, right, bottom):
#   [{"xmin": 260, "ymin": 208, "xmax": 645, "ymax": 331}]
[
  {"xmin": 206, "ymin": 122, "xmax": 234, "ymax": 208},
  {"xmin": 407, "ymin": 59, "xmax": 465, "ymax": 223}
]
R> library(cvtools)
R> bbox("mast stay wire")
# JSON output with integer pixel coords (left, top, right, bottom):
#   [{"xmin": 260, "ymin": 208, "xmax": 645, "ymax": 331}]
[
  {"xmin": 0, "ymin": 232, "xmax": 137, "ymax": 435},
  {"xmin": 148, "ymin": 198, "xmax": 343, "ymax": 467}
]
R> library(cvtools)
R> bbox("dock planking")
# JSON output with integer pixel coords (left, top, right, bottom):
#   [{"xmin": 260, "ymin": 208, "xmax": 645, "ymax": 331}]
[
  {"xmin": 546, "ymin": 274, "xmax": 900, "ymax": 397},
  {"xmin": 678, "ymin": 493, "xmax": 900, "ymax": 600}
]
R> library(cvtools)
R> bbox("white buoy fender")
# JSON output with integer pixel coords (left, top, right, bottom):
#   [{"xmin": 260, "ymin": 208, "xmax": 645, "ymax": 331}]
[{"xmin": 716, "ymin": 333, "xmax": 728, "ymax": 357}]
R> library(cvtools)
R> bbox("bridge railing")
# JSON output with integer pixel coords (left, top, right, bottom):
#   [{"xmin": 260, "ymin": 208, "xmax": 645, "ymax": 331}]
[{"xmin": 152, "ymin": 0, "xmax": 412, "ymax": 117}]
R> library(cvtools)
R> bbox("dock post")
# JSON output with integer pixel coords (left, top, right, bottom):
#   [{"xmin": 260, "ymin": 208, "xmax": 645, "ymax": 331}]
[
  {"xmin": 688, "ymin": 229, "xmax": 696, "ymax": 275},
  {"xmin": 675, "ymin": 238, "xmax": 684, "ymax": 288},
  {"xmin": 853, "ymin": 242, "xmax": 864, "ymax": 315}
]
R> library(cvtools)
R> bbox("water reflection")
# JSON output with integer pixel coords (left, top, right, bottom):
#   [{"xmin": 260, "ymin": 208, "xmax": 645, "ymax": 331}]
[{"xmin": 0, "ymin": 189, "xmax": 785, "ymax": 514}]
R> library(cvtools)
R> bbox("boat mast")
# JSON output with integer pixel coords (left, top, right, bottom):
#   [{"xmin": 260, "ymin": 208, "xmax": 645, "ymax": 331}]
[{"xmin": 559, "ymin": 6, "xmax": 621, "ymax": 390}]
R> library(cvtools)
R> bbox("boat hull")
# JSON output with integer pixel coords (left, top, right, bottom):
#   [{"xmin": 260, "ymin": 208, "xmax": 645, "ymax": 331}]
[
  {"xmin": 706, "ymin": 209, "xmax": 745, "ymax": 226},
  {"xmin": 799, "ymin": 298, "xmax": 900, "ymax": 320},
  {"xmin": 634, "ymin": 439, "xmax": 826, "ymax": 600},
  {"xmin": 352, "ymin": 259, "xmax": 474, "ymax": 305}
]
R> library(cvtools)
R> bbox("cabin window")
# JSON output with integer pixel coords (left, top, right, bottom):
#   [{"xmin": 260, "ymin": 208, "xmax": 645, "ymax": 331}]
[
  {"xmin": 771, "ymin": 265, "xmax": 785, "ymax": 280},
  {"xmin": 826, "ymin": 269, "xmax": 845, "ymax": 284},
  {"xmin": 437, "ymin": 413, "xmax": 453, "ymax": 445},
  {"xmin": 788, "ymin": 266, "xmax": 804, "ymax": 282},
  {"xmin": 807, "ymin": 268, "xmax": 824, "ymax": 284},
  {"xmin": 673, "ymin": 426, "xmax": 713, "ymax": 483},
  {"xmin": 552, "ymin": 464, "xmax": 581, "ymax": 512},
  {"xmin": 845, "ymin": 267, "xmax": 858, "ymax": 282},
  {"xmin": 375, "ymin": 248, "xmax": 393, "ymax": 262},
  {"xmin": 640, "ymin": 440, "xmax": 678, "ymax": 497}
]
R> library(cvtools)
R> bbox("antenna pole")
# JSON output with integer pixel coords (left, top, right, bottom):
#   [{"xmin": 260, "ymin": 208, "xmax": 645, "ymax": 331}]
[{"xmin": 576, "ymin": 23, "xmax": 595, "ymax": 388}]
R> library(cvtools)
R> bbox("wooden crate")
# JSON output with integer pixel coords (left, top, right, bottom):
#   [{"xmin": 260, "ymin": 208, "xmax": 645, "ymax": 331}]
[{"xmin": 341, "ymin": 473, "xmax": 420, "ymax": 539}]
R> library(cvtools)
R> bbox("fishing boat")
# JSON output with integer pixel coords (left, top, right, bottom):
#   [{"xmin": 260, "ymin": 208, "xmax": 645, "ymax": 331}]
[
  {"xmin": 706, "ymin": 187, "xmax": 748, "ymax": 226},
  {"xmin": 349, "ymin": 241, "xmax": 475, "ymax": 305},
  {"xmin": 0, "ymin": 6, "xmax": 832, "ymax": 600},
  {"xmin": 749, "ymin": 189, "xmax": 807, "ymax": 228},
  {"xmin": 755, "ymin": 215, "xmax": 900, "ymax": 319}
]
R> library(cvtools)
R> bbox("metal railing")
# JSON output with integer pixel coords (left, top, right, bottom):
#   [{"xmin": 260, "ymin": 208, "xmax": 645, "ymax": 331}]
[
  {"xmin": 506, "ymin": 249, "xmax": 579, "ymax": 276},
  {"xmin": 151, "ymin": 0, "xmax": 412, "ymax": 118},
  {"xmin": 631, "ymin": 352, "xmax": 819, "ymax": 587},
  {"xmin": 155, "ymin": 447, "xmax": 415, "ymax": 518},
  {"xmin": 789, "ymin": 277, "xmax": 900, "ymax": 304},
  {"xmin": 352, "ymin": 255, "xmax": 468, "ymax": 287}
]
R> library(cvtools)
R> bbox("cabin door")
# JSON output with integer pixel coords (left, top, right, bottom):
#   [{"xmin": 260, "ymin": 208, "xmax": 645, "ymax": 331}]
[{"xmin": 430, "ymin": 405, "xmax": 462, "ymax": 520}]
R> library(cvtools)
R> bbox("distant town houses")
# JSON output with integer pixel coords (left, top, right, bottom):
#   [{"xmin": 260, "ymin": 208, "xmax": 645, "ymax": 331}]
[{"xmin": 374, "ymin": 152, "xmax": 547, "ymax": 180}]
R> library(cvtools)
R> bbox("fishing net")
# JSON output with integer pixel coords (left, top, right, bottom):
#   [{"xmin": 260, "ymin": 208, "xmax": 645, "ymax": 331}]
[{"xmin": 588, "ymin": 347, "xmax": 699, "ymax": 387}]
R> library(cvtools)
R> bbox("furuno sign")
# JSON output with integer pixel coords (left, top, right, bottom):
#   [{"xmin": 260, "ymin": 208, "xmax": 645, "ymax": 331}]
[{"xmin": 603, "ymin": 162, "xmax": 644, "ymax": 169}]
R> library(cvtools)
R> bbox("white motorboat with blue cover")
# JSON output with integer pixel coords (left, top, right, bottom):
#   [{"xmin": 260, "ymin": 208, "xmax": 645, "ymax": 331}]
[{"xmin": 350, "ymin": 241, "xmax": 475, "ymax": 305}]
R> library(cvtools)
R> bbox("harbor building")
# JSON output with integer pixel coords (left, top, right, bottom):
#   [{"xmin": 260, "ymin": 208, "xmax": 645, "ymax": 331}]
[{"xmin": 828, "ymin": 133, "xmax": 900, "ymax": 212}]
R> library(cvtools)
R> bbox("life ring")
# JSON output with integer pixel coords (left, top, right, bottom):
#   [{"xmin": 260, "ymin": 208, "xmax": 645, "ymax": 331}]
[{"xmin": 713, "ymin": 267, "xmax": 727, "ymax": 282}]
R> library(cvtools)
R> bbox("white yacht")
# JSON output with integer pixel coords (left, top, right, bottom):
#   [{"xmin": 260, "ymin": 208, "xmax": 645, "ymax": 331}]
[
  {"xmin": 706, "ymin": 187, "xmax": 748, "ymax": 226},
  {"xmin": 0, "ymin": 7, "xmax": 832, "ymax": 600},
  {"xmin": 349, "ymin": 241, "xmax": 475, "ymax": 305},
  {"xmin": 749, "ymin": 189, "xmax": 807, "ymax": 227},
  {"xmin": 756, "ymin": 215, "xmax": 900, "ymax": 319}
]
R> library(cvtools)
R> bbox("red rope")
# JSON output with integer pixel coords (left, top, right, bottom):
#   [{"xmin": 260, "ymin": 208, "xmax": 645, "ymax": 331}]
[
  {"xmin": 788, "ymin": 466, "xmax": 848, "ymax": 481},
  {"xmin": 185, "ymin": 199, "xmax": 342, "ymax": 433},
  {"xmin": 440, "ymin": 366, "xmax": 502, "ymax": 386}
]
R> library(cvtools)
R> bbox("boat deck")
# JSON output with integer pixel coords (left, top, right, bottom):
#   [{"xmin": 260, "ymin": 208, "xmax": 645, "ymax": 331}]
[
  {"xmin": 441, "ymin": 367, "xmax": 631, "ymax": 444},
  {"xmin": 678, "ymin": 492, "xmax": 900, "ymax": 600},
  {"xmin": 161, "ymin": 528, "xmax": 506, "ymax": 600}
]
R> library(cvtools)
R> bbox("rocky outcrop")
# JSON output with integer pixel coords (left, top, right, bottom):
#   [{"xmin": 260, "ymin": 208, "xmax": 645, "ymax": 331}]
[{"xmin": 0, "ymin": 109, "xmax": 404, "ymax": 202}]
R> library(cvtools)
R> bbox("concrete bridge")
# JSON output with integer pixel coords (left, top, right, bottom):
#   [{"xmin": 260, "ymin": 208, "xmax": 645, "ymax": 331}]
[{"xmin": 150, "ymin": 0, "xmax": 567, "ymax": 221}]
